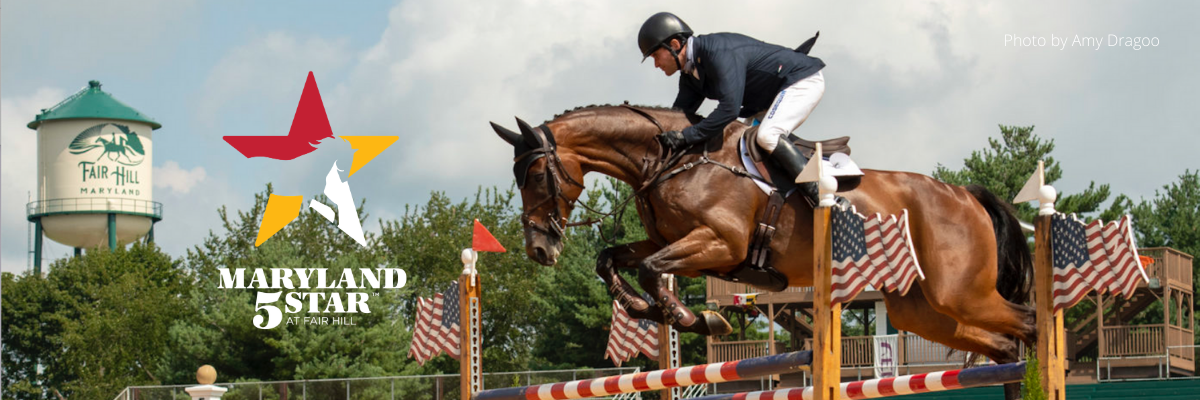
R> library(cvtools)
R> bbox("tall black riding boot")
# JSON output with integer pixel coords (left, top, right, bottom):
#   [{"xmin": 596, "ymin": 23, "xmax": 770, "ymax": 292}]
[{"xmin": 768, "ymin": 140, "xmax": 848, "ymax": 208}]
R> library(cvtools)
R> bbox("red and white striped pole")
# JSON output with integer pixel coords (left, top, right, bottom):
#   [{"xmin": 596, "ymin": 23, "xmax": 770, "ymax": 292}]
[
  {"xmin": 686, "ymin": 362, "xmax": 1026, "ymax": 400},
  {"xmin": 471, "ymin": 351, "xmax": 813, "ymax": 400}
]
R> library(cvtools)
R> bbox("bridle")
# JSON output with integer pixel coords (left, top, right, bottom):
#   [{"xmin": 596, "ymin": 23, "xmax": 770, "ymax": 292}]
[{"xmin": 514, "ymin": 124, "xmax": 585, "ymax": 239}]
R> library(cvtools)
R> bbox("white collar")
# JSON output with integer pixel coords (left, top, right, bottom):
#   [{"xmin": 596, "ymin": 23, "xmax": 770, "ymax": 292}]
[{"xmin": 683, "ymin": 37, "xmax": 698, "ymax": 79}]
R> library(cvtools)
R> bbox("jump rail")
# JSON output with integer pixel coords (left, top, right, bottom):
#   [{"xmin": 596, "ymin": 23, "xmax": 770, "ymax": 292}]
[
  {"xmin": 686, "ymin": 362, "xmax": 1026, "ymax": 400},
  {"xmin": 471, "ymin": 351, "xmax": 813, "ymax": 400}
]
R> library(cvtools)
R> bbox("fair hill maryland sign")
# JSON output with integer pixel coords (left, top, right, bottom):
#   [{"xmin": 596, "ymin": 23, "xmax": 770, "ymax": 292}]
[{"xmin": 72, "ymin": 122, "xmax": 145, "ymax": 194}]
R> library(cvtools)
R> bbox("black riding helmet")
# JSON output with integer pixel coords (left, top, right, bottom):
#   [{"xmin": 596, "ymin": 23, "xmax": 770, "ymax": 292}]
[{"xmin": 638, "ymin": 12, "xmax": 693, "ymax": 71}]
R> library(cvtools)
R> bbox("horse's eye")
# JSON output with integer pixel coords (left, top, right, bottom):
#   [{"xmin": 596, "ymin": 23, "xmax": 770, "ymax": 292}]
[{"xmin": 534, "ymin": 173, "xmax": 546, "ymax": 182}]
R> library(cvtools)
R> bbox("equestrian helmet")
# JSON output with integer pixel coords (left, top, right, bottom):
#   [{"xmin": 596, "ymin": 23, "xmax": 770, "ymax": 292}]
[{"xmin": 638, "ymin": 12, "xmax": 693, "ymax": 59}]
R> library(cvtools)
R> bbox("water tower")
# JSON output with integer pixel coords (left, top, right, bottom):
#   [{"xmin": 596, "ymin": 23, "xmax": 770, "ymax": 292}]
[{"xmin": 26, "ymin": 80, "xmax": 163, "ymax": 273}]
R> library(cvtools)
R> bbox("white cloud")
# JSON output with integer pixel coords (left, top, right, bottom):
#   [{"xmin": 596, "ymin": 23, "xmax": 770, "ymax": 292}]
[
  {"xmin": 1, "ymin": 88, "xmax": 68, "ymax": 273},
  {"xmin": 198, "ymin": 32, "xmax": 354, "ymax": 132},
  {"xmin": 154, "ymin": 161, "xmax": 207, "ymax": 194},
  {"xmin": 149, "ymin": 172, "xmax": 244, "ymax": 259}
]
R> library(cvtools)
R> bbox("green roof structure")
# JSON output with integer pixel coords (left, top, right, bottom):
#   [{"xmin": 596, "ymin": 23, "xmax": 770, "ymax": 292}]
[{"xmin": 27, "ymin": 80, "xmax": 161, "ymax": 130}]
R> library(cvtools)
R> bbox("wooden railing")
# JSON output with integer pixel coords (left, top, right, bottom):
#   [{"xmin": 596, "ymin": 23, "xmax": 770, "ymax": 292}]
[
  {"xmin": 1140, "ymin": 247, "xmax": 1194, "ymax": 290},
  {"xmin": 794, "ymin": 334, "xmax": 969, "ymax": 367},
  {"xmin": 1101, "ymin": 325, "xmax": 1165, "ymax": 357},
  {"xmin": 706, "ymin": 279, "xmax": 812, "ymax": 299},
  {"xmin": 708, "ymin": 340, "xmax": 770, "ymax": 363},
  {"xmin": 898, "ymin": 334, "xmax": 969, "ymax": 365},
  {"xmin": 1168, "ymin": 325, "xmax": 1195, "ymax": 362}
]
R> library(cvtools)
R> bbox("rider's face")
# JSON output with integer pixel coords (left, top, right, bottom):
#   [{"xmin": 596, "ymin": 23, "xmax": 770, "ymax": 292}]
[{"xmin": 651, "ymin": 40, "xmax": 682, "ymax": 76}]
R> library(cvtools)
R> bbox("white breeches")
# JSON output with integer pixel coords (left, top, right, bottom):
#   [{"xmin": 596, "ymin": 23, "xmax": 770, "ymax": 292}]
[{"xmin": 755, "ymin": 70, "xmax": 825, "ymax": 153}]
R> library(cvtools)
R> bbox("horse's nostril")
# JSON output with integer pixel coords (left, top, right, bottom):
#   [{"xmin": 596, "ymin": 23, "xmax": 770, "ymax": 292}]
[{"xmin": 535, "ymin": 248, "xmax": 548, "ymax": 262}]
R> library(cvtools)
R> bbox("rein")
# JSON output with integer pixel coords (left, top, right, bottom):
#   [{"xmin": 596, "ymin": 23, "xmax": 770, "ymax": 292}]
[{"xmin": 518, "ymin": 105, "xmax": 768, "ymax": 244}]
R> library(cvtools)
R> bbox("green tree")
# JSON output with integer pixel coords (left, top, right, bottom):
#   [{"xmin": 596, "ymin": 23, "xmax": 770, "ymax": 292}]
[
  {"xmin": 377, "ymin": 186, "xmax": 549, "ymax": 374},
  {"xmin": 1120, "ymin": 171, "xmax": 1200, "ymax": 343},
  {"xmin": 2, "ymin": 243, "xmax": 188, "ymax": 399},
  {"xmin": 161, "ymin": 185, "xmax": 415, "ymax": 385},
  {"xmin": 933, "ymin": 125, "xmax": 1125, "ymax": 222},
  {"xmin": 1126, "ymin": 170, "xmax": 1200, "ymax": 260}
]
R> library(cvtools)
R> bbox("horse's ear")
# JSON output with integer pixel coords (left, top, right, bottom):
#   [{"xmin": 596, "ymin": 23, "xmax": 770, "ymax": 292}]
[
  {"xmin": 491, "ymin": 122, "xmax": 521, "ymax": 146},
  {"xmin": 515, "ymin": 117, "xmax": 539, "ymax": 147}
]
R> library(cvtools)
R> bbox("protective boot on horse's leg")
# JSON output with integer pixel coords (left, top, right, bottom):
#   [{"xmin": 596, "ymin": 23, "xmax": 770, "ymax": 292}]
[
  {"xmin": 634, "ymin": 227, "xmax": 734, "ymax": 336},
  {"xmin": 596, "ymin": 241, "xmax": 667, "ymax": 322}
]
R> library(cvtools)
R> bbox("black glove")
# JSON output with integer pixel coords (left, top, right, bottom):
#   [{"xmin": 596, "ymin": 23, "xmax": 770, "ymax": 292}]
[{"xmin": 657, "ymin": 130, "xmax": 687, "ymax": 150}]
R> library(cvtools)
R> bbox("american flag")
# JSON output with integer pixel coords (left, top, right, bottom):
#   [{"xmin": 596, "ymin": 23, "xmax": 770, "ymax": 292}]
[
  {"xmin": 604, "ymin": 301, "xmax": 659, "ymax": 367},
  {"xmin": 1051, "ymin": 214, "xmax": 1148, "ymax": 312},
  {"xmin": 830, "ymin": 207, "xmax": 924, "ymax": 305},
  {"xmin": 408, "ymin": 281, "xmax": 462, "ymax": 365}
]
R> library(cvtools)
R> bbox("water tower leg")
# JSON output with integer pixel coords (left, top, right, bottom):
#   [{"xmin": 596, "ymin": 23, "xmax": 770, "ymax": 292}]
[
  {"xmin": 147, "ymin": 222, "xmax": 155, "ymax": 244},
  {"xmin": 33, "ymin": 219, "xmax": 43, "ymax": 275},
  {"xmin": 108, "ymin": 213, "xmax": 117, "ymax": 251}
]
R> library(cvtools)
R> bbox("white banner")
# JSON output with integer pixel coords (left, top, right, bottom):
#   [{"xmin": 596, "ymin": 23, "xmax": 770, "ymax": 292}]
[{"xmin": 873, "ymin": 335, "xmax": 899, "ymax": 378}]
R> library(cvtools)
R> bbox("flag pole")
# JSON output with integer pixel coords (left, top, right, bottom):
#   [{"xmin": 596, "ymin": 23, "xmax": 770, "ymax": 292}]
[
  {"xmin": 1014, "ymin": 162, "xmax": 1065, "ymax": 399},
  {"xmin": 462, "ymin": 220, "xmax": 504, "ymax": 400},
  {"xmin": 801, "ymin": 143, "xmax": 841, "ymax": 400},
  {"xmin": 461, "ymin": 248, "xmax": 483, "ymax": 400}
]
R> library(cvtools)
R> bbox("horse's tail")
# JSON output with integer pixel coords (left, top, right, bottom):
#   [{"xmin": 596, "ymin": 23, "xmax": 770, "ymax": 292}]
[{"xmin": 966, "ymin": 185, "xmax": 1032, "ymax": 305}]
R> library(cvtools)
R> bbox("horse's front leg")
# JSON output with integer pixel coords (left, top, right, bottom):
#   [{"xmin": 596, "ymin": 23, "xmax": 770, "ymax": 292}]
[
  {"xmin": 596, "ymin": 240, "xmax": 666, "ymax": 322},
  {"xmin": 637, "ymin": 227, "xmax": 736, "ymax": 336}
]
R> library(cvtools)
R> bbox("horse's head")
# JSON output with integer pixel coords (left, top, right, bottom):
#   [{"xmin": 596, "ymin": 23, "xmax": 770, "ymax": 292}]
[{"xmin": 492, "ymin": 117, "xmax": 585, "ymax": 266}]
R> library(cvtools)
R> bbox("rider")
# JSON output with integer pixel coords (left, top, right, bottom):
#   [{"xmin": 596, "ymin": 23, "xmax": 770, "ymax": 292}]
[{"xmin": 639, "ymin": 12, "xmax": 830, "ymax": 204}]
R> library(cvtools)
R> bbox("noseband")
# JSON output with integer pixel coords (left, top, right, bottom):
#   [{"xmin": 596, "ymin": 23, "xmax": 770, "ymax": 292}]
[{"xmin": 514, "ymin": 124, "xmax": 585, "ymax": 239}]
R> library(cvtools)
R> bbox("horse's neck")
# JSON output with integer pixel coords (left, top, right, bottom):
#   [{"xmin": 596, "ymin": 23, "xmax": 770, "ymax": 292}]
[
  {"xmin": 559, "ymin": 114, "xmax": 685, "ymax": 190},
  {"xmin": 562, "ymin": 111, "xmax": 747, "ymax": 190}
]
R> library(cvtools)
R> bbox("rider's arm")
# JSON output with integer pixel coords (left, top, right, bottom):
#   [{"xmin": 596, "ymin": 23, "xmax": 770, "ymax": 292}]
[
  {"xmin": 672, "ymin": 79, "xmax": 704, "ymax": 116},
  {"xmin": 680, "ymin": 54, "xmax": 745, "ymax": 145}
]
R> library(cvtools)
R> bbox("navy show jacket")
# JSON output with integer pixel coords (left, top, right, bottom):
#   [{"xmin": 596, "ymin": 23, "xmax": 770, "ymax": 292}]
[{"xmin": 673, "ymin": 32, "xmax": 825, "ymax": 145}]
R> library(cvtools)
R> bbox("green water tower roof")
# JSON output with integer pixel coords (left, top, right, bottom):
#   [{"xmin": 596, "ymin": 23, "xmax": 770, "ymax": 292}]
[{"xmin": 27, "ymin": 80, "xmax": 162, "ymax": 130}]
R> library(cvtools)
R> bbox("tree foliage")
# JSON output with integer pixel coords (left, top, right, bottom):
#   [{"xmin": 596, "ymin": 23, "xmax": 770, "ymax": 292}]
[
  {"xmin": 2, "ymin": 244, "xmax": 187, "ymax": 399},
  {"xmin": 933, "ymin": 125, "xmax": 1124, "ymax": 222}
]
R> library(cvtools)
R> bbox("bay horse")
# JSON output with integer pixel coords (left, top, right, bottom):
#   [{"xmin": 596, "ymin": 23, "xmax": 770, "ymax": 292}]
[{"xmin": 491, "ymin": 105, "xmax": 1035, "ymax": 367}]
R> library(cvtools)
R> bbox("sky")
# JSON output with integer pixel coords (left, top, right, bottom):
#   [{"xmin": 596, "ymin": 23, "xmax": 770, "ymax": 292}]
[{"xmin": 2, "ymin": 0, "xmax": 1197, "ymax": 274}]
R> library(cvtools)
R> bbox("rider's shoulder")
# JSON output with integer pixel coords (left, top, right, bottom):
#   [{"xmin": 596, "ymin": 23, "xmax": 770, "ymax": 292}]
[{"xmin": 694, "ymin": 33, "xmax": 765, "ymax": 49}]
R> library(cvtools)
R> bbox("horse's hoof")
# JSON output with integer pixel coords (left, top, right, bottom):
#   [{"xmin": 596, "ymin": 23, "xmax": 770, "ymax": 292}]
[{"xmin": 700, "ymin": 310, "xmax": 732, "ymax": 336}]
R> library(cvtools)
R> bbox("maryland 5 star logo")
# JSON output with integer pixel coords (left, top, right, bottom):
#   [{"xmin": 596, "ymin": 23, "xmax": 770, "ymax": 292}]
[{"xmin": 224, "ymin": 72, "xmax": 396, "ymax": 247}]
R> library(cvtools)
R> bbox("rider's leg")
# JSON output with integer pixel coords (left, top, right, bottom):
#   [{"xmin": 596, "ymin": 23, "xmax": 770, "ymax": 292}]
[{"xmin": 756, "ymin": 71, "xmax": 836, "ymax": 205}]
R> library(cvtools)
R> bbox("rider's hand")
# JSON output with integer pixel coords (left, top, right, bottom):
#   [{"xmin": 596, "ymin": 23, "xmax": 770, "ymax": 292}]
[{"xmin": 657, "ymin": 130, "xmax": 687, "ymax": 150}]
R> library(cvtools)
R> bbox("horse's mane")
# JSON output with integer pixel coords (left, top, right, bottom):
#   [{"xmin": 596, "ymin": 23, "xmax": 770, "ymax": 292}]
[{"xmin": 547, "ymin": 103, "xmax": 698, "ymax": 124}]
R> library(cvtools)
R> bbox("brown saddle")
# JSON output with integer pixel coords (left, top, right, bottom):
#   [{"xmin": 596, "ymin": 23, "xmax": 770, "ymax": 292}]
[
  {"xmin": 743, "ymin": 124, "xmax": 851, "ymax": 164},
  {"xmin": 740, "ymin": 125, "xmax": 859, "ymax": 193}
]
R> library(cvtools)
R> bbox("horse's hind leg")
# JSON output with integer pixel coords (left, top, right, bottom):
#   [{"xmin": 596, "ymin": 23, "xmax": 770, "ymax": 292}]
[
  {"xmin": 883, "ymin": 287, "xmax": 1025, "ymax": 400},
  {"xmin": 922, "ymin": 270, "xmax": 1037, "ymax": 345},
  {"xmin": 883, "ymin": 286, "xmax": 1021, "ymax": 364},
  {"xmin": 596, "ymin": 240, "xmax": 666, "ymax": 322},
  {"xmin": 636, "ymin": 227, "xmax": 735, "ymax": 336}
]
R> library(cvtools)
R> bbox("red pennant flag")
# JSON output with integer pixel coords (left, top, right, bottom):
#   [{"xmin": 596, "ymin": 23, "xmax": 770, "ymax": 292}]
[{"xmin": 472, "ymin": 220, "xmax": 506, "ymax": 253}]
